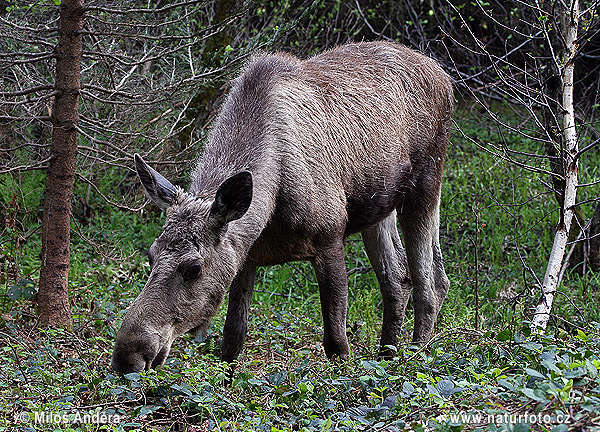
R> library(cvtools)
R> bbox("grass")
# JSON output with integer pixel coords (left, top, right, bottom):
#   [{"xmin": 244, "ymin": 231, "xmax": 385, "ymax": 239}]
[{"xmin": 1, "ymin": 102, "xmax": 600, "ymax": 431}]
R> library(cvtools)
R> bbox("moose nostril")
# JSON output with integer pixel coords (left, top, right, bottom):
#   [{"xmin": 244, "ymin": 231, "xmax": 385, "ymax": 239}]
[
  {"xmin": 112, "ymin": 356, "xmax": 141, "ymax": 374},
  {"xmin": 112, "ymin": 327, "xmax": 167, "ymax": 373},
  {"xmin": 111, "ymin": 344, "xmax": 149, "ymax": 374},
  {"xmin": 141, "ymin": 343, "xmax": 170, "ymax": 371}
]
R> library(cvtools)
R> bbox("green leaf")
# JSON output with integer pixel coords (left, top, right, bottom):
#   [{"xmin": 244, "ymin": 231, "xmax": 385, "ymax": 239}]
[
  {"xmin": 524, "ymin": 368, "xmax": 546, "ymax": 379},
  {"xmin": 137, "ymin": 405, "xmax": 160, "ymax": 418},
  {"xmin": 563, "ymin": 367, "xmax": 586, "ymax": 379},
  {"xmin": 576, "ymin": 330, "xmax": 589, "ymax": 342},
  {"xmin": 436, "ymin": 379, "xmax": 455, "ymax": 396},
  {"xmin": 268, "ymin": 370, "xmax": 287, "ymax": 386},
  {"xmin": 298, "ymin": 381, "xmax": 313, "ymax": 394},
  {"xmin": 541, "ymin": 359, "xmax": 562, "ymax": 375},
  {"xmin": 586, "ymin": 360, "xmax": 598, "ymax": 378},
  {"xmin": 7, "ymin": 284, "xmax": 22, "ymax": 301},
  {"xmin": 520, "ymin": 387, "xmax": 548, "ymax": 403},
  {"xmin": 496, "ymin": 328, "xmax": 512, "ymax": 341},
  {"xmin": 170, "ymin": 383, "xmax": 192, "ymax": 397},
  {"xmin": 522, "ymin": 341, "xmax": 543, "ymax": 351},
  {"xmin": 513, "ymin": 423, "xmax": 530, "ymax": 432},
  {"xmin": 123, "ymin": 372, "xmax": 140, "ymax": 381},
  {"xmin": 519, "ymin": 324, "xmax": 532, "ymax": 338},
  {"xmin": 362, "ymin": 360, "xmax": 386, "ymax": 376},
  {"xmin": 426, "ymin": 384, "xmax": 440, "ymax": 396},
  {"xmin": 401, "ymin": 381, "xmax": 415, "ymax": 397},
  {"xmin": 497, "ymin": 379, "xmax": 515, "ymax": 391}
]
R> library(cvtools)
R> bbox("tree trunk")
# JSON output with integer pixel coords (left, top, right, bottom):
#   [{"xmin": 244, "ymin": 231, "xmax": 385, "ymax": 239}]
[
  {"xmin": 533, "ymin": 0, "xmax": 579, "ymax": 332},
  {"xmin": 589, "ymin": 202, "xmax": 600, "ymax": 272},
  {"xmin": 540, "ymin": 5, "xmax": 587, "ymax": 275},
  {"xmin": 37, "ymin": 0, "xmax": 85, "ymax": 329}
]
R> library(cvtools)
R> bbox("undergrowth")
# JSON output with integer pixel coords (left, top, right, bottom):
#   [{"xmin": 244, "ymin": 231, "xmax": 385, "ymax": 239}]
[
  {"xmin": 0, "ymin": 102, "xmax": 599, "ymax": 431},
  {"xmin": 1, "ymin": 319, "xmax": 600, "ymax": 431}
]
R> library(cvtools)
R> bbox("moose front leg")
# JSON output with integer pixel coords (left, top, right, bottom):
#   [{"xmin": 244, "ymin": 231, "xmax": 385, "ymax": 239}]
[
  {"xmin": 220, "ymin": 264, "xmax": 257, "ymax": 363},
  {"xmin": 312, "ymin": 242, "xmax": 350, "ymax": 360}
]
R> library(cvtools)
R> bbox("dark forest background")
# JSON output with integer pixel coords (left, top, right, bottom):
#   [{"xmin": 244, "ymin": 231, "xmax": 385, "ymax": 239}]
[{"xmin": 1, "ymin": 1, "xmax": 600, "ymax": 430}]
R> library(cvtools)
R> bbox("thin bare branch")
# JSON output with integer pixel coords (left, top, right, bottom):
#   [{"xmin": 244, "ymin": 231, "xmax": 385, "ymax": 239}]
[
  {"xmin": 0, "ymin": 85, "xmax": 55, "ymax": 97},
  {"xmin": 75, "ymin": 173, "xmax": 146, "ymax": 212},
  {"xmin": 84, "ymin": 0, "xmax": 210, "ymax": 15},
  {"xmin": 0, "ymin": 157, "xmax": 52, "ymax": 174}
]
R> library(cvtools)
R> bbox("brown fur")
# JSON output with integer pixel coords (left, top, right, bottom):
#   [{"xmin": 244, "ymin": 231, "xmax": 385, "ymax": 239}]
[{"xmin": 112, "ymin": 41, "xmax": 453, "ymax": 373}]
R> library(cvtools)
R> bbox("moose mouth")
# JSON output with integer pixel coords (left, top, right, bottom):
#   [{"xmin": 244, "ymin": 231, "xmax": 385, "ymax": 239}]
[
  {"xmin": 112, "ymin": 319, "xmax": 209, "ymax": 373},
  {"xmin": 111, "ymin": 329, "xmax": 174, "ymax": 373},
  {"xmin": 111, "ymin": 343, "xmax": 171, "ymax": 373}
]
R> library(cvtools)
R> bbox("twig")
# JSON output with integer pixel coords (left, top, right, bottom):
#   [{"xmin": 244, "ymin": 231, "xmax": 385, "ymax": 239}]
[
  {"xmin": 404, "ymin": 328, "xmax": 484, "ymax": 363},
  {"xmin": 0, "ymin": 84, "xmax": 54, "ymax": 97},
  {"xmin": 253, "ymin": 289, "xmax": 303, "ymax": 302},
  {"xmin": 8, "ymin": 342, "xmax": 30, "ymax": 387},
  {"xmin": 0, "ymin": 156, "xmax": 52, "ymax": 174}
]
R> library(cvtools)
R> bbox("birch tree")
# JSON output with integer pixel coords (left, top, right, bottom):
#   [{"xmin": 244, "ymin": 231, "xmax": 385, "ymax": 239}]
[
  {"xmin": 532, "ymin": 0, "xmax": 581, "ymax": 331},
  {"xmin": 353, "ymin": 0, "xmax": 599, "ymax": 330}
]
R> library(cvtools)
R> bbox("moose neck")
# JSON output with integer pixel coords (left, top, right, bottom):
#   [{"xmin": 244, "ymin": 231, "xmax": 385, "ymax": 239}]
[
  {"xmin": 189, "ymin": 68, "xmax": 284, "ymax": 267},
  {"xmin": 190, "ymin": 54, "xmax": 296, "ymax": 195}
]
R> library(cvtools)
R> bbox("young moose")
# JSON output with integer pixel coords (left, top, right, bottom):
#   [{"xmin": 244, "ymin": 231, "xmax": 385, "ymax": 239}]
[{"xmin": 111, "ymin": 41, "xmax": 453, "ymax": 373}]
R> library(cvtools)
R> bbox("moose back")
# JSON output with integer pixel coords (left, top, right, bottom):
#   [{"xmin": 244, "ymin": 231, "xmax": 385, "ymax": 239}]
[{"xmin": 111, "ymin": 41, "xmax": 453, "ymax": 373}]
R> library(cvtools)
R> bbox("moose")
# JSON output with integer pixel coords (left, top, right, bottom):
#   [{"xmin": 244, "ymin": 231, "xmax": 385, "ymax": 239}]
[{"xmin": 111, "ymin": 41, "xmax": 453, "ymax": 373}]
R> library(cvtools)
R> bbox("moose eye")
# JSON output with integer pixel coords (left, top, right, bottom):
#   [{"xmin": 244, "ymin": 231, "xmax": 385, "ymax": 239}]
[{"xmin": 179, "ymin": 262, "xmax": 202, "ymax": 280}]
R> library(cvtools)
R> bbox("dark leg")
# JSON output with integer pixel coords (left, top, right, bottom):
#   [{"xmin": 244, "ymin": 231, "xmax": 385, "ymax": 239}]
[
  {"xmin": 361, "ymin": 211, "xmax": 412, "ymax": 358},
  {"xmin": 312, "ymin": 241, "xmax": 350, "ymax": 360},
  {"xmin": 220, "ymin": 264, "xmax": 257, "ymax": 363}
]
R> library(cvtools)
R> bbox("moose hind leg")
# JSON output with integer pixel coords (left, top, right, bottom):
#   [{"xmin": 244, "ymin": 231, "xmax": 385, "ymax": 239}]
[
  {"xmin": 431, "ymin": 214, "xmax": 450, "ymax": 327},
  {"xmin": 361, "ymin": 211, "xmax": 411, "ymax": 358},
  {"xmin": 399, "ymin": 201, "xmax": 449, "ymax": 343},
  {"xmin": 220, "ymin": 264, "xmax": 257, "ymax": 363},
  {"xmin": 312, "ymin": 241, "xmax": 350, "ymax": 360}
]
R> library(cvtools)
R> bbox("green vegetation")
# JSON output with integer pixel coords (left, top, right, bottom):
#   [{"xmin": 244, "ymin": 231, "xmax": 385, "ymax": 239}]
[
  {"xmin": 1, "ymin": 0, "xmax": 599, "ymax": 428},
  {"xmin": 1, "ymin": 105, "xmax": 599, "ymax": 431}
]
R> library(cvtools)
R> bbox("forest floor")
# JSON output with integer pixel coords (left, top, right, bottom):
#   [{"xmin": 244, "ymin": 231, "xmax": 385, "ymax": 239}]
[{"xmin": 1, "ymin": 103, "xmax": 600, "ymax": 431}]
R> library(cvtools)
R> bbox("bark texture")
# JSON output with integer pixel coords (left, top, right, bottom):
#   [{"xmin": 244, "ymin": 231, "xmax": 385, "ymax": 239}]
[
  {"xmin": 533, "ymin": 0, "xmax": 579, "ymax": 332},
  {"xmin": 37, "ymin": 0, "xmax": 85, "ymax": 328},
  {"xmin": 589, "ymin": 202, "xmax": 600, "ymax": 272}
]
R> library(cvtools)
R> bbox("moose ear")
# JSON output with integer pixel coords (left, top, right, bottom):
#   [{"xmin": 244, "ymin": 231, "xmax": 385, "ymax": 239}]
[
  {"xmin": 134, "ymin": 154, "xmax": 177, "ymax": 209},
  {"xmin": 210, "ymin": 171, "xmax": 253, "ymax": 227}
]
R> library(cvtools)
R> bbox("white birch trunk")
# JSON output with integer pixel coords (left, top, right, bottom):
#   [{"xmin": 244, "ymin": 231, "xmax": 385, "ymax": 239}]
[{"xmin": 532, "ymin": 0, "xmax": 580, "ymax": 332}]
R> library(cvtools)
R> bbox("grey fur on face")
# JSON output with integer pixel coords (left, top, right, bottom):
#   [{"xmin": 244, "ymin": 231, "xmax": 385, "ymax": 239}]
[{"xmin": 112, "ymin": 41, "xmax": 452, "ymax": 373}]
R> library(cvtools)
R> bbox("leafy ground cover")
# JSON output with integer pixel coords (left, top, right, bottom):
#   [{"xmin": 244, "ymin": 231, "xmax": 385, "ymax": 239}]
[
  {"xmin": 1, "ymin": 312, "xmax": 600, "ymax": 431},
  {"xmin": 1, "ymin": 103, "xmax": 600, "ymax": 431}
]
